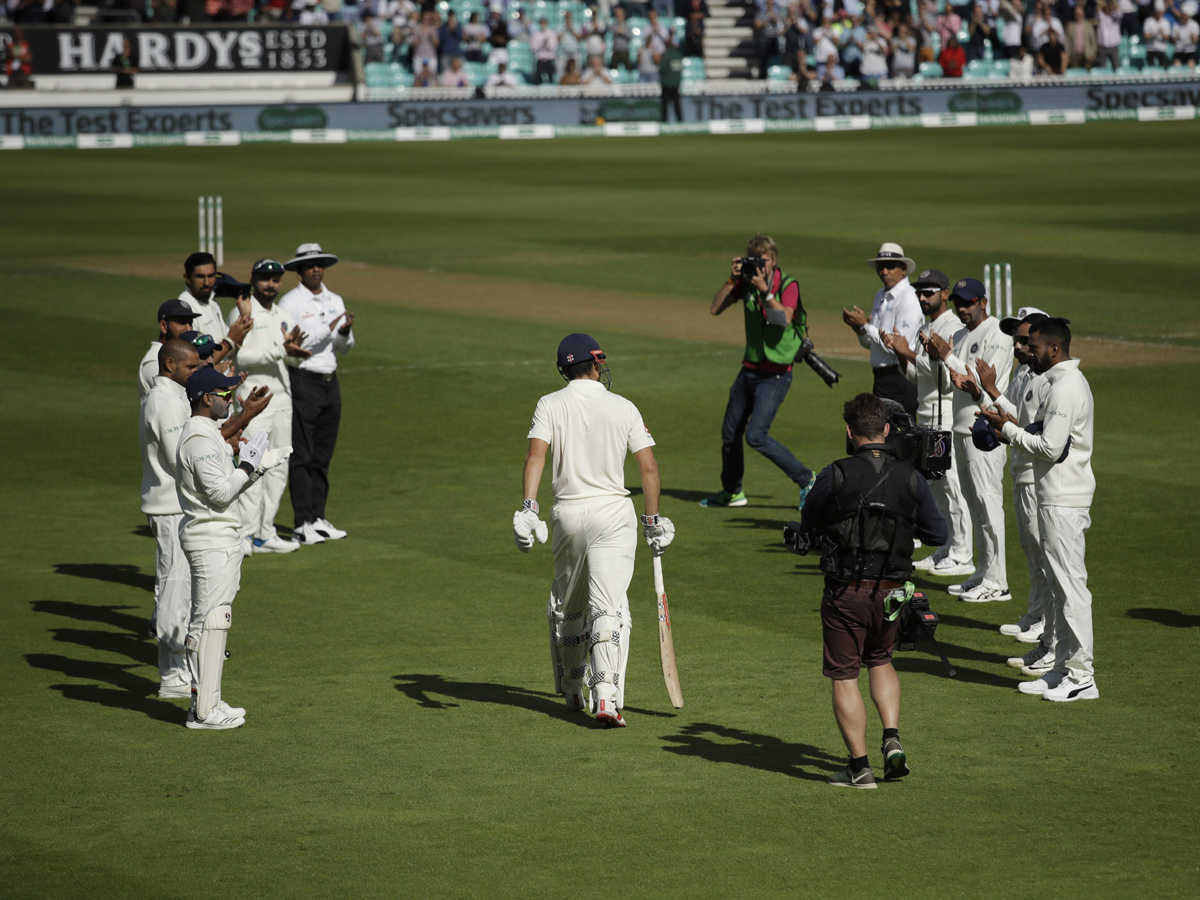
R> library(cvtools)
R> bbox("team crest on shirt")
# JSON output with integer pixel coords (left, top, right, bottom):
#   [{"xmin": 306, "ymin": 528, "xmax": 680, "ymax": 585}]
[
  {"xmin": 970, "ymin": 342, "xmax": 979, "ymax": 354},
  {"xmin": 1025, "ymin": 390, "xmax": 1034, "ymax": 402}
]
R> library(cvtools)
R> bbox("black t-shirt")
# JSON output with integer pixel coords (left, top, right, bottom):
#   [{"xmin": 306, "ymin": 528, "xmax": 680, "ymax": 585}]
[{"xmin": 1041, "ymin": 41, "xmax": 1063, "ymax": 71}]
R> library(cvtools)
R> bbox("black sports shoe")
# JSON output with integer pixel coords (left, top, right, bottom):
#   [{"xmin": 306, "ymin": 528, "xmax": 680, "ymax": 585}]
[
  {"xmin": 828, "ymin": 762, "xmax": 877, "ymax": 789},
  {"xmin": 882, "ymin": 737, "xmax": 910, "ymax": 780}
]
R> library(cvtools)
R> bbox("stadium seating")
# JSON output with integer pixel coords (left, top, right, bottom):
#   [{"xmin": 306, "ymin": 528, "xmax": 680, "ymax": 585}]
[
  {"xmin": 990, "ymin": 59, "xmax": 1010, "ymax": 77},
  {"xmin": 963, "ymin": 59, "xmax": 993, "ymax": 79},
  {"xmin": 1065, "ymin": 68, "xmax": 1090, "ymax": 78},
  {"xmin": 767, "ymin": 65, "xmax": 793, "ymax": 82},
  {"xmin": 917, "ymin": 61, "xmax": 943, "ymax": 78},
  {"xmin": 681, "ymin": 57, "xmax": 706, "ymax": 81}
]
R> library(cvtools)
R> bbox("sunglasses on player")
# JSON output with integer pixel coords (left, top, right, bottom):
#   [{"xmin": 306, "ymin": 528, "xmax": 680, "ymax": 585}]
[
  {"xmin": 211, "ymin": 388, "xmax": 236, "ymax": 399},
  {"xmin": 917, "ymin": 288, "xmax": 942, "ymax": 298}
]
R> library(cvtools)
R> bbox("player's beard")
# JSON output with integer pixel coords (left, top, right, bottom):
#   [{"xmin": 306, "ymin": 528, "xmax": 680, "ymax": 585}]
[{"xmin": 212, "ymin": 396, "xmax": 232, "ymax": 420}]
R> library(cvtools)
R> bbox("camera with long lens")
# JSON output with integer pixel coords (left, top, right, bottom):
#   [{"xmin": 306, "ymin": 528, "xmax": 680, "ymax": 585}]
[
  {"xmin": 796, "ymin": 337, "xmax": 840, "ymax": 388},
  {"xmin": 847, "ymin": 400, "xmax": 951, "ymax": 480},
  {"xmin": 896, "ymin": 591, "xmax": 939, "ymax": 651},
  {"xmin": 737, "ymin": 256, "xmax": 766, "ymax": 282},
  {"xmin": 783, "ymin": 520, "xmax": 813, "ymax": 555}
]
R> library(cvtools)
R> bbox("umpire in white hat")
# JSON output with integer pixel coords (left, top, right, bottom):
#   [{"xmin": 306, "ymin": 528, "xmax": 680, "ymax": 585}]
[
  {"xmin": 842, "ymin": 243, "xmax": 922, "ymax": 419},
  {"xmin": 277, "ymin": 243, "xmax": 355, "ymax": 546}
]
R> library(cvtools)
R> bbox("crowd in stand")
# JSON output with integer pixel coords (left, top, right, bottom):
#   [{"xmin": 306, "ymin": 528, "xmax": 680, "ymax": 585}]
[{"xmin": 755, "ymin": 0, "xmax": 1198, "ymax": 84}]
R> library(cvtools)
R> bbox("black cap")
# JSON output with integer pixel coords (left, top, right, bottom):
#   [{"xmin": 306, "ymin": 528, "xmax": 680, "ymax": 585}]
[
  {"xmin": 556, "ymin": 333, "xmax": 605, "ymax": 370},
  {"xmin": 251, "ymin": 258, "xmax": 285, "ymax": 277},
  {"xmin": 185, "ymin": 367, "xmax": 241, "ymax": 404},
  {"xmin": 971, "ymin": 415, "xmax": 1002, "ymax": 452},
  {"xmin": 911, "ymin": 268, "xmax": 949, "ymax": 291},
  {"xmin": 158, "ymin": 298, "xmax": 201, "ymax": 321},
  {"xmin": 213, "ymin": 272, "xmax": 251, "ymax": 297},
  {"xmin": 179, "ymin": 330, "xmax": 222, "ymax": 359},
  {"xmin": 951, "ymin": 277, "xmax": 987, "ymax": 302}
]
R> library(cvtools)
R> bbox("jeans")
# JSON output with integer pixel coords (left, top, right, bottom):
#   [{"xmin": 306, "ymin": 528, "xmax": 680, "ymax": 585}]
[{"xmin": 720, "ymin": 367, "xmax": 812, "ymax": 493}]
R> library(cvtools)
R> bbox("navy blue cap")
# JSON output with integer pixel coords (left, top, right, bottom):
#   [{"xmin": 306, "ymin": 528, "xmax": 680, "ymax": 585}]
[
  {"xmin": 556, "ymin": 333, "xmax": 605, "ymax": 370},
  {"xmin": 158, "ymin": 298, "xmax": 201, "ymax": 321},
  {"xmin": 911, "ymin": 268, "xmax": 950, "ymax": 291},
  {"xmin": 971, "ymin": 415, "xmax": 1002, "ymax": 452},
  {"xmin": 951, "ymin": 277, "xmax": 987, "ymax": 302},
  {"xmin": 185, "ymin": 367, "xmax": 241, "ymax": 404},
  {"xmin": 179, "ymin": 330, "xmax": 221, "ymax": 359}
]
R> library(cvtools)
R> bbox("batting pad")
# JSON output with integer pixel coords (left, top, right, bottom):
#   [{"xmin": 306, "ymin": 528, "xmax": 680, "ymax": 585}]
[{"xmin": 193, "ymin": 604, "xmax": 232, "ymax": 721}]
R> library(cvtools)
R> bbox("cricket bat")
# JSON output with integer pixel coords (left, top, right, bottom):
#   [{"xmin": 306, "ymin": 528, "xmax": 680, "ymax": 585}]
[{"xmin": 653, "ymin": 556, "xmax": 684, "ymax": 709}]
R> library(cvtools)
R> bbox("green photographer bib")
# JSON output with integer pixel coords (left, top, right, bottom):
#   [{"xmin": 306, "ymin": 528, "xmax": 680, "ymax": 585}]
[{"xmin": 742, "ymin": 271, "xmax": 807, "ymax": 367}]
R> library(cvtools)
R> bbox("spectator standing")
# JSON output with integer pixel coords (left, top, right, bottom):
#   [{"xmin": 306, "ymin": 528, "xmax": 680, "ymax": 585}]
[
  {"xmin": 363, "ymin": 15, "xmax": 386, "ymax": 64},
  {"xmin": 488, "ymin": 61, "xmax": 521, "ymax": 87},
  {"xmin": 966, "ymin": 2, "xmax": 992, "ymax": 60},
  {"xmin": 611, "ymin": 6, "xmax": 635, "ymax": 69},
  {"xmin": 637, "ymin": 38, "xmax": 662, "ymax": 81},
  {"xmin": 1119, "ymin": 0, "xmax": 1139, "ymax": 34},
  {"xmin": 508, "ymin": 10, "xmax": 531, "ymax": 41},
  {"xmin": 839, "ymin": 14, "xmax": 867, "ymax": 77},
  {"xmin": 1095, "ymin": 0, "xmax": 1122, "ymax": 69},
  {"xmin": 531, "ymin": 17, "xmax": 559, "ymax": 84},
  {"xmin": 1031, "ymin": 4, "xmax": 1065, "ymax": 48},
  {"xmin": 112, "ymin": 38, "xmax": 139, "ymax": 89},
  {"xmin": 412, "ymin": 10, "xmax": 440, "ymax": 73},
  {"xmin": 891, "ymin": 21, "xmax": 917, "ymax": 75},
  {"xmin": 1065, "ymin": 5, "xmax": 1097, "ymax": 68},
  {"xmin": 1175, "ymin": 3, "xmax": 1199, "ymax": 68},
  {"xmin": 440, "ymin": 54, "xmax": 471, "ymax": 86},
  {"xmin": 1038, "ymin": 27, "xmax": 1066, "ymax": 72},
  {"xmin": 783, "ymin": 9, "xmax": 810, "ymax": 74},
  {"xmin": 936, "ymin": 2, "xmax": 962, "ymax": 48},
  {"xmin": 558, "ymin": 11, "xmax": 584, "ymax": 77},
  {"xmin": 439, "ymin": 10, "xmax": 463, "ymax": 68},
  {"xmin": 997, "ymin": 0, "xmax": 1024, "ymax": 57},
  {"xmin": 462, "ymin": 12, "xmax": 489, "ymax": 62},
  {"xmin": 917, "ymin": 5, "xmax": 939, "ymax": 62},
  {"xmin": 684, "ymin": 9, "xmax": 706, "ymax": 56},
  {"xmin": 659, "ymin": 34, "xmax": 684, "ymax": 120},
  {"xmin": 756, "ymin": 0, "xmax": 784, "ymax": 77},
  {"xmin": 861, "ymin": 24, "xmax": 890, "ymax": 76},
  {"xmin": 938, "ymin": 32, "xmax": 967, "ymax": 74},
  {"xmin": 585, "ymin": 18, "xmax": 607, "ymax": 63}
]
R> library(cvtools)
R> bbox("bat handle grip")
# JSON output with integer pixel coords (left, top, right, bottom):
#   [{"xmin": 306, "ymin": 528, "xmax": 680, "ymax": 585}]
[{"xmin": 652, "ymin": 555, "xmax": 665, "ymax": 597}]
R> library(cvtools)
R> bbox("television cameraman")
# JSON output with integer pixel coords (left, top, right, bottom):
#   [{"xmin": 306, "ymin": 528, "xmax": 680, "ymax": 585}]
[
  {"xmin": 701, "ymin": 234, "xmax": 816, "ymax": 510},
  {"xmin": 792, "ymin": 393, "xmax": 946, "ymax": 789}
]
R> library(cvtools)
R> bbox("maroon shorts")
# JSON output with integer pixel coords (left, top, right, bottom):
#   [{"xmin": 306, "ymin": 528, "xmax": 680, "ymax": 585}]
[{"xmin": 821, "ymin": 580, "xmax": 902, "ymax": 680}]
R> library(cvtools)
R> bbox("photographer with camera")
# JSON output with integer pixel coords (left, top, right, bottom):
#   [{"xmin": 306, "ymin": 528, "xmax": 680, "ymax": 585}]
[
  {"xmin": 882, "ymin": 269, "xmax": 974, "ymax": 579},
  {"xmin": 791, "ymin": 393, "xmax": 946, "ymax": 789},
  {"xmin": 701, "ymin": 235, "xmax": 825, "ymax": 510},
  {"xmin": 842, "ymin": 242, "xmax": 923, "ymax": 419}
]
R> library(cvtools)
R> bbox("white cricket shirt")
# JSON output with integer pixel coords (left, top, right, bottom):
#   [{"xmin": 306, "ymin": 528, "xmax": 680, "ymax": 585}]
[
  {"xmin": 528, "ymin": 379, "xmax": 655, "ymax": 502},
  {"xmin": 858, "ymin": 276, "xmax": 923, "ymax": 368},
  {"xmin": 991, "ymin": 363, "xmax": 1049, "ymax": 485},
  {"xmin": 176, "ymin": 415, "xmax": 251, "ymax": 551},
  {"xmin": 139, "ymin": 376, "xmax": 190, "ymax": 515},
  {"xmin": 138, "ymin": 341, "xmax": 160, "ymax": 401},
  {"xmin": 1002, "ymin": 359, "xmax": 1095, "ymax": 508},
  {"xmin": 227, "ymin": 297, "xmax": 295, "ymax": 409},
  {"xmin": 903, "ymin": 307, "xmax": 958, "ymax": 427},
  {"xmin": 277, "ymin": 283, "xmax": 354, "ymax": 376},
  {"xmin": 179, "ymin": 289, "xmax": 227, "ymax": 344},
  {"xmin": 944, "ymin": 316, "xmax": 1014, "ymax": 435}
]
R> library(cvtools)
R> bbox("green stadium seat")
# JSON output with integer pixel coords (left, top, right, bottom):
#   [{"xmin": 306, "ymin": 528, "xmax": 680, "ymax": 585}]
[
  {"xmin": 681, "ymin": 57, "xmax": 706, "ymax": 81},
  {"xmin": 1116, "ymin": 65, "xmax": 1141, "ymax": 76},
  {"xmin": 1065, "ymin": 67, "xmax": 1090, "ymax": 78},
  {"xmin": 767, "ymin": 64, "xmax": 792, "ymax": 81},
  {"xmin": 991, "ymin": 59, "xmax": 1010, "ymax": 76},
  {"xmin": 964, "ymin": 59, "xmax": 992, "ymax": 78},
  {"xmin": 917, "ymin": 61, "xmax": 943, "ymax": 78}
]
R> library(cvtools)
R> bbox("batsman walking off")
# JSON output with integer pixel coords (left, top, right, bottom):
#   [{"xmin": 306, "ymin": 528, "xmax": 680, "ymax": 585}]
[{"xmin": 514, "ymin": 334, "xmax": 674, "ymax": 728}]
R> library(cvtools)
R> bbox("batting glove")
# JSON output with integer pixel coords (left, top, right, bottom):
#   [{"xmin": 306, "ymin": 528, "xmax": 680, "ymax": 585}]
[
  {"xmin": 513, "ymin": 500, "xmax": 548, "ymax": 553},
  {"xmin": 641, "ymin": 514, "xmax": 675, "ymax": 557},
  {"xmin": 239, "ymin": 431, "xmax": 270, "ymax": 472}
]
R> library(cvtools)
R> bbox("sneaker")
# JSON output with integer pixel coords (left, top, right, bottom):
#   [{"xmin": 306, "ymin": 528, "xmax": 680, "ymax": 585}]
[
  {"xmin": 294, "ymin": 522, "xmax": 326, "ymax": 545},
  {"xmin": 912, "ymin": 554, "xmax": 943, "ymax": 572},
  {"xmin": 929, "ymin": 558, "xmax": 976, "ymax": 578},
  {"xmin": 1008, "ymin": 643, "xmax": 1052, "ymax": 671},
  {"xmin": 595, "ymin": 699, "xmax": 626, "ymax": 728},
  {"xmin": 186, "ymin": 707, "xmax": 245, "ymax": 730},
  {"xmin": 947, "ymin": 577, "xmax": 982, "ymax": 595},
  {"xmin": 216, "ymin": 699, "xmax": 247, "ymax": 719},
  {"xmin": 1000, "ymin": 615, "xmax": 1040, "ymax": 637},
  {"xmin": 700, "ymin": 490, "xmax": 748, "ymax": 508},
  {"xmin": 1043, "ymin": 677, "xmax": 1099, "ymax": 702},
  {"xmin": 253, "ymin": 536, "xmax": 301, "ymax": 554},
  {"xmin": 564, "ymin": 691, "xmax": 587, "ymax": 712},
  {"xmin": 1014, "ymin": 622, "xmax": 1045, "ymax": 644},
  {"xmin": 1018, "ymin": 671, "xmax": 1065, "ymax": 695},
  {"xmin": 158, "ymin": 680, "xmax": 191, "ymax": 699},
  {"xmin": 828, "ymin": 762, "xmax": 877, "ymax": 789},
  {"xmin": 882, "ymin": 738, "xmax": 910, "ymax": 780},
  {"xmin": 313, "ymin": 518, "xmax": 347, "ymax": 540},
  {"xmin": 960, "ymin": 585, "xmax": 1012, "ymax": 603},
  {"xmin": 798, "ymin": 479, "xmax": 815, "ymax": 510}
]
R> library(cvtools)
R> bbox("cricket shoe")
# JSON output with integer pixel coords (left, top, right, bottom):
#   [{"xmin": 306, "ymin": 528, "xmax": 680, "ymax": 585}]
[
  {"xmin": 1014, "ymin": 622, "xmax": 1045, "ymax": 644},
  {"xmin": 947, "ymin": 577, "xmax": 982, "ymax": 596},
  {"xmin": 1018, "ymin": 671, "xmax": 1065, "ymax": 695},
  {"xmin": 313, "ymin": 518, "xmax": 347, "ymax": 540},
  {"xmin": 595, "ymin": 699, "xmax": 626, "ymax": 728},
  {"xmin": 158, "ymin": 680, "xmax": 192, "ymax": 699},
  {"xmin": 912, "ymin": 554, "xmax": 943, "ymax": 572},
  {"xmin": 699, "ymin": 490, "xmax": 747, "ymax": 508},
  {"xmin": 928, "ymin": 558, "xmax": 975, "ymax": 578},
  {"xmin": 959, "ymin": 585, "xmax": 1012, "ymax": 603},
  {"xmin": 564, "ymin": 690, "xmax": 587, "ymax": 712},
  {"xmin": 185, "ymin": 707, "xmax": 245, "ymax": 730},
  {"xmin": 1008, "ymin": 643, "xmax": 1053, "ymax": 674},
  {"xmin": 294, "ymin": 523, "xmax": 326, "ymax": 545},
  {"xmin": 253, "ymin": 536, "xmax": 300, "ymax": 554},
  {"xmin": 882, "ymin": 738, "xmax": 910, "ymax": 781},
  {"xmin": 1000, "ymin": 615, "xmax": 1041, "ymax": 637},
  {"xmin": 828, "ymin": 763, "xmax": 877, "ymax": 789},
  {"xmin": 1043, "ymin": 677, "xmax": 1099, "ymax": 702}
]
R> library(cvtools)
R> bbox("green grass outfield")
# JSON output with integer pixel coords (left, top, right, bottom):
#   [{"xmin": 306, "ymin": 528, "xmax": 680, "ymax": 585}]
[{"xmin": 2, "ymin": 122, "xmax": 1198, "ymax": 899}]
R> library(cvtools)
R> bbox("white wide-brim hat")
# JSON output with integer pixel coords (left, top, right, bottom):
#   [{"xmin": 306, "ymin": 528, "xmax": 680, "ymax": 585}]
[
  {"xmin": 866, "ymin": 242, "xmax": 915, "ymax": 276},
  {"xmin": 284, "ymin": 242, "xmax": 339, "ymax": 271}
]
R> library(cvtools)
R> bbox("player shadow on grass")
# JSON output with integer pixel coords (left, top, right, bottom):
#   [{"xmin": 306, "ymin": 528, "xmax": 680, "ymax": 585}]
[
  {"xmin": 53, "ymin": 563, "xmax": 154, "ymax": 593},
  {"xmin": 892, "ymin": 647, "xmax": 1021, "ymax": 688},
  {"xmin": 1126, "ymin": 608, "xmax": 1200, "ymax": 629},
  {"xmin": 25, "ymin": 654, "xmax": 183, "ymax": 724},
  {"xmin": 392, "ymin": 673, "xmax": 674, "ymax": 727},
  {"xmin": 660, "ymin": 723, "xmax": 844, "ymax": 782},
  {"xmin": 31, "ymin": 600, "xmax": 155, "ymax": 665}
]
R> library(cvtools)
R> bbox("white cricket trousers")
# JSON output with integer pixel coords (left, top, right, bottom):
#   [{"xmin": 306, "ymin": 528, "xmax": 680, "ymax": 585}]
[
  {"xmin": 1039, "ymin": 505, "xmax": 1093, "ymax": 683},
  {"xmin": 550, "ymin": 496, "xmax": 637, "ymax": 708},
  {"xmin": 184, "ymin": 544, "xmax": 243, "ymax": 651},
  {"xmin": 953, "ymin": 433, "xmax": 1007, "ymax": 590},
  {"xmin": 1014, "ymin": 482, "xmax": 1052, "ymax": 640},
  {"xmin": 929, "ymin": 446, "xmax": 972, "ymax": 565},
  {"xmin": 237, "ymin": 405, "xmax": 291, "ymax": 541},
  {"xmin": 149, "ymin": 514, "xmax": 190, "ymax": 681}
]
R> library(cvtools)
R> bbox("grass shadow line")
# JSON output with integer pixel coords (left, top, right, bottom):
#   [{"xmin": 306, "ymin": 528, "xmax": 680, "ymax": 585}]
[
  {"xmin": 25, "ymin": 653, "xmax": 183, "ymax": 724},
  {"xmin": 1126, "ymin": 607, "xmax": 1200, "ymax": 629},
  {"xmin": 53, "ymin": 563, "xmax": 154, "ymax": 593},
  {"xmin": 660, "ymin": 722, "xmax": 844, "ymax": 782}
]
